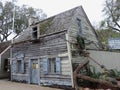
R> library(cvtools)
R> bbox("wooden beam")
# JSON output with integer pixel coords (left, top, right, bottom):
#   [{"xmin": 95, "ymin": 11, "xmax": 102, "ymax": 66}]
[
  {"xmin": 66, "ymin": 33, "xmax": 74, "ymax": 87},
  {"xmin": 0, "ymin": 45, "xmax": 11, "ymax": 56},
  {"xmin": 73, "ymin": 60, "xmax": 89, "ymax": 90},
  {"xmin": 39, "ymin": 29, "xmax": 67, "ymax": 38},
  {"xmin": 12, "ymin": 29, "xmax": 67, "ymax": 45},
  {"xmin": 74, "ymin": 60, "xmax": 89, "ymax": 74},
  {"xmin": 38, "ymin": 58, "xmax": 40, "ymax": 85},
  {"xmin": 0, "ymin": 55, "xmax": 1, "ymax": 70},
  {"xmin": 76, "ymin": 74, "xmax": 120, "ymax": 89},
  {"xmin": 73, "ymin": 60, "xmax": 120, "ymax": 90}
]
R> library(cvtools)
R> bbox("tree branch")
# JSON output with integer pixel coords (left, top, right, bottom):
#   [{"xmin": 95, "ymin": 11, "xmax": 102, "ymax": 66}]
[
  {"xmin": 105, "ymin": 0, "xmax": 120, "ymax": 30},
  {"xmin": 113, "ymin": 20, "xmax": 120, "ymax": 29},
  {"xmin": 109, "ymin": 25, "xmax": 120, "ymax": 32}
]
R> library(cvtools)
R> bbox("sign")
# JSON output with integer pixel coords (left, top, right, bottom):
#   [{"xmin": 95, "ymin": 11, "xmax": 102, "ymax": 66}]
[{"xmin": 108, "ymin": 38, "xmax": 120, "ymax": 49}]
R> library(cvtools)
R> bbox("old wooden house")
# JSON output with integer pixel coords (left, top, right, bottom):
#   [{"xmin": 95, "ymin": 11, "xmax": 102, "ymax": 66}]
[
  {"xmin": 0, "ymin": 41, "xmax": 11, "ymax": 78},
  {"xmin": 10, "ymin": 6, "xmax": 102, "ymax": 87}
]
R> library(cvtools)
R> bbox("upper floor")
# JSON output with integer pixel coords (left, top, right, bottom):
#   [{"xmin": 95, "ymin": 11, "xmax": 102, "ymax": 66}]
[{"xmin": 13, "ymin": 6, "xmax": 102, "ymax": 50}]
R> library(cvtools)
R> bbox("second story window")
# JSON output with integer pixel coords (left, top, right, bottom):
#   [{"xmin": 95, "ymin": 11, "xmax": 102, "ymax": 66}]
[
  {"xmin": 32, "ymin": 26, "xmax": 37, "ymax": 39},
  {"xmin": 77, "ymin": 18, "xmax": 82, "ymax": 34}
]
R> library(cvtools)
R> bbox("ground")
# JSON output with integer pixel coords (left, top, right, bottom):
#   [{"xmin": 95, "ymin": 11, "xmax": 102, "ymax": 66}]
[{"xmin": 0, "ymin": 80, "xmax": 62, "ymax": 90}]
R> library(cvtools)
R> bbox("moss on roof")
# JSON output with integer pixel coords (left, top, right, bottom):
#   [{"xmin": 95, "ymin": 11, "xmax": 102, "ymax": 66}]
[{"xmin": 39, "ymin": 17, "xmax": 54, "ymax": 35}]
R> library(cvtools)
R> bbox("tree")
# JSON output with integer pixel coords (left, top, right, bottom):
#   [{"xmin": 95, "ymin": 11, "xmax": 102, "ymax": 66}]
[
  {"xmin": 102, "ymin": 0, "xmax": 120, "ymax": 31},
  {"xmin": 14, "ymin": 5, "xmax": 47, "ymax": 34},
  {"xmin": 0, "ymin": 1, "xmax": 47, "ymax": 42},
  {"xmin": 0, "ymin": 1, "xmax": 13, "ymax": 42},
  {"xmin": 96, "ymin": 29, "xmax": 120, "ymax": 49}
]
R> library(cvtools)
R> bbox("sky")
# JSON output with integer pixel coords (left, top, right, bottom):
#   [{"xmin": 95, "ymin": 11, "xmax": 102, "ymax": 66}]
[{"xmin": 14, "ymin": 0, "xmax": 105, "ymax": 25}]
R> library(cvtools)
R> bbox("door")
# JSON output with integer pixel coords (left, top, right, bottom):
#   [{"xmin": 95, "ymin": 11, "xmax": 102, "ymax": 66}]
[{"xmin": 30, "ymin": 59, "xmax": 39, "ymax": 84}]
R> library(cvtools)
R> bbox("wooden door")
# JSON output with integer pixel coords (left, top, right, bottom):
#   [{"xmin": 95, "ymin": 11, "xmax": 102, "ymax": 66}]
[{"xmin": 30, "ymin": 59, "xmax": 39, "ymax": 84}]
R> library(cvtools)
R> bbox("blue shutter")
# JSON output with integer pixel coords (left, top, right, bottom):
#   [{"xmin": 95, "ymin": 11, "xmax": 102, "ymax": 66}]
[
  {"xmin": 56, "ymin": 57, "xmax": 61, "ymax": 74},
  {"xmin": 12, "ymin": 60, "xmax": 17, "ymax": 73},
  {"xmin": 21, "ymin": 59, "xmax": 24, "ymax": 74},
  {"xmin": 28, "ymin": 60, "xmax": 31, "ymax": 84},
  {"xmin": 43, "ymin": 58, "xmax": 48, "ymax": 74}
]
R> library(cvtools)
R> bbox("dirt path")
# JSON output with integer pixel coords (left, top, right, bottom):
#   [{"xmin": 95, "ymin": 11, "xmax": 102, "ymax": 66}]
[{"xmin": 0, "ymin": 80, "xmax": 62, "ymax": 90}]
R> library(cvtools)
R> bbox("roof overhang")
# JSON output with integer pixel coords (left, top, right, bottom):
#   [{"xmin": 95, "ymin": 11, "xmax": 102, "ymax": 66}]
[{"xmin": 0, "ymin": 45, "xmax": 11, "ymax": 56}]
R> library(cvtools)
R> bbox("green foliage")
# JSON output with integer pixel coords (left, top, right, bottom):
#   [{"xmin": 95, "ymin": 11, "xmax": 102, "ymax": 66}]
[
  {"xmin": 89, "ymin": 65, "xmax": 102, "ymax": 79},
  {"xmin": 102, "ymin": 0, "xmax": 120, "ymax": 31},
  {"xmin": 77, "ymin": 65, "xmax": 102, "ymax": 87},
  {"xmin": 0, "ymin": 1, "xmax": 47, "ymax": 42},
  {"xmin": 14, "ymin": 5, "xmax": 47, "ymax": 34},
  {"xmin": 0, "ymin": 1, "xmax": 14, "ymax": 42},
  {"xmin": 76, "ymin": 35, "xmax": 85, "ymax": 50},
  {"xmin": 108, "ymin": 69, "xmax": 120, "ymax": 79},
  {"xmin": 96, "ymin": 29, "xmax": 120, "ymax": 49}
]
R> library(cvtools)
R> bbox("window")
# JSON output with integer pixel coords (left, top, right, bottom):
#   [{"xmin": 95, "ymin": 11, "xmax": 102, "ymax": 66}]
[
  {"xmin": 32, "ymin": 26, "xmax": 37, "ymax": 39},
  {"xmin": 77, "ymin": 18, "xmax": 82, "ymax": 34},
  {"xmin": 24, "ymin": 62, "xmax": 28, "ymax": 74},
  {"xmin": 12, "ymin": 53, "xmax": 24, "ymax": 74},
  {"xmin": 4, "ymin": 59, "xmax": 8, "ymax": 71},
  {"xmin": 49, "ymin": 58, "xmax": 56, "ymax": 74},
  {"xmin": 17, "ymin": 59, "xmax": 24, "ymax": 74},
  {"xmin": 17, "ymin": 60, "xmax": 22, "ymax": 73},
  {"xmin": 43, "ymin": 57, "xmax": 61, "ymax": 74},
  {"xmin": 12, "ymin": 59, "xmax": 25, "ymax": 74}
]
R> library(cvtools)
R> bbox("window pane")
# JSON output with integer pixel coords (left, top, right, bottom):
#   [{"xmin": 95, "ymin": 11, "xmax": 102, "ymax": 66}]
[
  {"xmin": 48, "ymin": 58, "xmax": 56, "ymax": 74},
  {"xmin": 18, "ymin": 60, "xmax": 22, "ymax": 73},
  {"xmin": 43, "ymin": 58, "xmax": 48, "ymax": 74},
  {"xmin": 17, "ymin": 59, "xmax": 24, "ymax": 74},
  {"xmin": 32, "ymin": 27, "xmax": 37, "ymax": 39},
  {"xmin": 77, "ymin": 18, "xmax": 82, "ymax": 34}
]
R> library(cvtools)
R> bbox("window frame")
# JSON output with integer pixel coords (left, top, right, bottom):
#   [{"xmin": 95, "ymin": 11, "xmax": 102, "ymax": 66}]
[
  {"xmin": 43, "ymin": 57, "xmax": 61, "ymax": 75},
  {"xmin": 13, "ymin": 52, "xmax": 25, "ymax": 74},
  {"xmin": 17, "ymin": 59, "xmax": 24, "ymax": 74},
  {"xmin": 32, "ymin": 26, "xmax": 38, "ymax": 39},
  {"xmin": 77, "ymin": 18, "xmax": 82, "ymax": 34},
  {"xmin": 48, "ymin": 58, "xmax": 56, "ymax": 74}
]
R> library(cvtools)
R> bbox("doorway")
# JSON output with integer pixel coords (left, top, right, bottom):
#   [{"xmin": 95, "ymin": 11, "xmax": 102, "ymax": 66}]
[{"xmin": 30, "ymin": 59, "xmax": 39, "ymax": 84}]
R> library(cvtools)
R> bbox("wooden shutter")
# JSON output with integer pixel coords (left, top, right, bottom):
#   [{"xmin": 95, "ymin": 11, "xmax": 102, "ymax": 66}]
[
  {"xmin": 43, "ymin": 58, "xmax": 48, "ymax": 74},
  {"xmin": 12, "ymin": 60, "xmax": 17, "ymax": 73},
  {"xmin": 56, "ymin": 57, "xmax": 61, "ymax": 74}
]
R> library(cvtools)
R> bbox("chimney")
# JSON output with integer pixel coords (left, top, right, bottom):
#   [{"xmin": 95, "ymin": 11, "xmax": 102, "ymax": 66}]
[{"xmin": 28, "ymin": 16, "xmax": 38, "ymax": 26}]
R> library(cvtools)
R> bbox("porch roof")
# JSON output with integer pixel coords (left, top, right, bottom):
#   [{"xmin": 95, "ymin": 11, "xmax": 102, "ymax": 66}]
[{"xmin": 0, "ymin": 41, "xmax": 11, "ymax": 54}]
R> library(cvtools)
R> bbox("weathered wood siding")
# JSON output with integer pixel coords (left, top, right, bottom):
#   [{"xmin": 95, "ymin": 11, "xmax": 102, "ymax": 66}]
[
  {"xmin": 66, "ymin": 7, "xmax": 100, "ymax": 67},
  {"xmin": 11, "ymin": 32, "xmax": 72, "ymax": 86},
  {"xmin": 39, "ymin": 56, "xmax": 71, "ymax": 85},
  {"xmin": 68, "ymin": 6, "xmax": 100, "ymax": 50},
  {"xmin": 13, "ymin": 32, "xmax": 67, "ymax": 57}
]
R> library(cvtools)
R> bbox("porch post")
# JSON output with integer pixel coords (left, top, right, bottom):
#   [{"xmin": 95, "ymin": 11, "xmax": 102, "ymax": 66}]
[
  {"xmin": 28, "ymin": 59, "xmax": 31, "ymax": 84},
  {"xmin": 0, "ymin": 55, "xmax": 1, "ymax": 71},
  {"xmin": 38, "ymin": 58, "xmax": 40, "ymax": 85}
]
